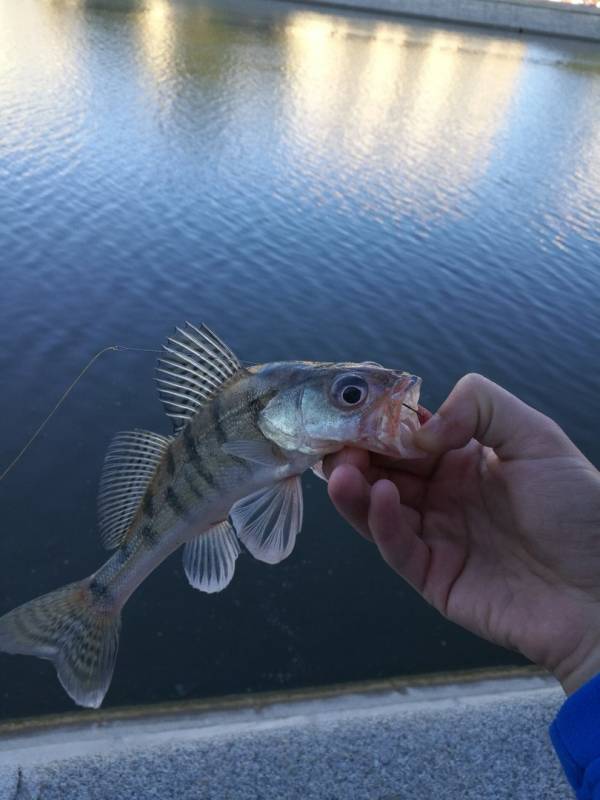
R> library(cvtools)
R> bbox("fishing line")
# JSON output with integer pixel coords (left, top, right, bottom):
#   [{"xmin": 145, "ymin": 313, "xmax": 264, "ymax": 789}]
[
  {"xmin": 1, "ymin": 347, "xmax": 422, "ymax": 482},
  {"xmin": 0, "ymin": 344, "xmax": 161, "ymax": 483}
]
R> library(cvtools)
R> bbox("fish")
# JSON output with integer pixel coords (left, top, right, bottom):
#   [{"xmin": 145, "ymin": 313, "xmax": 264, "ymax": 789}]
[{"xmin": 0, "ymin": 323, "xmax": 424, "ymax": 709}]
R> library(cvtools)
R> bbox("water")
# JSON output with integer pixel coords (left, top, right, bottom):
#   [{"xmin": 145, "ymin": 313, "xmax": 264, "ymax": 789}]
[{"xmin": 1, "ymin": 0, "xmax": 599, "ymax": 720}]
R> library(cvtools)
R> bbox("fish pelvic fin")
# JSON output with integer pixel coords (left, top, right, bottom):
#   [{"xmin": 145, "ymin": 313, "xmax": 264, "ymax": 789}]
[
  {"xmin": 0, "ymin": 579, "xmax": 121, "ymax": 709},
  {"xmin": 183, "ymin": 520, "xmax": 241, "ymax": 594},
  {"xmin": 230, "ymin": 476, "xmax": 304, "ymax": 565}
]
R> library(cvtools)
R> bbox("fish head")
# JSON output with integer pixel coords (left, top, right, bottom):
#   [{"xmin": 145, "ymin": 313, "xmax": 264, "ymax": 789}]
[{"xmin": 253, "ymin": 361, "xmax": 425, "ymax": 459}]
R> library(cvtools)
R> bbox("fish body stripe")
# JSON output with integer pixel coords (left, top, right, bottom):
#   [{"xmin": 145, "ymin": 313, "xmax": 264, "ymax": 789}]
[
  {"xmin": 211, "ymin": 395, "xmax": 227, "ymax": 444},
  {"xmin": 142, "ymin": 493, "xmax": 154, "ymax": 517},
  {"xmin": 184, "ymin": 427, "xmax": 217, "ymax": 490},
  {"xmin": 196, "ymin": 463, "xmax": 217, "ymax": 490},
  {"xmin": 247, "ymin": 395, "xmax": 263, "ymax": 423},
  {"xmin": 140, "ymin": 524, "xmax": 159, "ymax": 546},
  {"xmin": 183, "ymin": 426, "xmax": 197, "ymax": 460},
  {"xmin": 166, "ymin": 487, "xmax": 186, "ymax": 516},
  {"xmin": 117, "ymin": 542, "xmax": 133, "ymax": 562},
  {"xmin": 89, "ymin": 579, "xmax": 112, "ymax": 603},
  {"xmin": 166, "ymin": 449, "xmax": 176, "ymax": 476},
  {"xmin": 183, "ymin": 469, "xmax": 204, "ymax": 500}
]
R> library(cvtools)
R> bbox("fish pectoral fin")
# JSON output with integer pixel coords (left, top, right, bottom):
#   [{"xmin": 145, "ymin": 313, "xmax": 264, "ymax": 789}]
[
  {"xmin": 98, "ymin": 430, "xmax": 171, "ymax": 550},
  {"xmin": 221, "ymin": 440, "xmax": 284, "ymax": 467},
  {"xmin": 183, "ymin": 520, "xmax": 241, "ymax": 593},
  {"xmin": 230, "ymin": 477, "xmax": 303, "ymax": 565},
  {"xmin": 156, "ymin": 323, "xmax": 243, "ymax": 434}
]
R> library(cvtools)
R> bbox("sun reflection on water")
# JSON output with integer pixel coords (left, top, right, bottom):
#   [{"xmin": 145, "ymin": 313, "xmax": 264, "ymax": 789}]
[
  {"xmin": 283, "ymin": 15, "xmax": 525, "ymax": 219},
  {"xmin": 0, "ymin": 1, "xmax": 88, "ymax": 161},
  {"xmin": 136, "ymin": 0, "xmax": 177, "ymax": 100},
  {"xmin": 2, "ymin": 0, "xmax": 599, "ymax": 238}
]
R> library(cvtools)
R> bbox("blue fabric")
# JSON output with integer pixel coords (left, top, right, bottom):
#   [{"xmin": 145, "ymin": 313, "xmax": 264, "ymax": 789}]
[{"xmin": 550, "ymin": 673, "xmax": 600, "ymax": 799}]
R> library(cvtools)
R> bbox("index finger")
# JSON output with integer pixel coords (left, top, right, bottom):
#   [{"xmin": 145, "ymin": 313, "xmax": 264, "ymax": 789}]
[{"xmin": 414, "ymin": 373, "xmax": 579, "ymax": 461}]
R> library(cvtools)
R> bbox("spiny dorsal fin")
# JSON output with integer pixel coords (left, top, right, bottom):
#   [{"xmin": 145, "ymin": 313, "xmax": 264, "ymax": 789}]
[
  {"xmin": 156, "ymin": 322, "xmax": 242, "ymax": 435},
  {"xmin": 230, "ymin": 477, "xmax": 303, "ymax": 565},
  {"xmin": 97, "ymin": 430, "xmax": 171, "ymax": 550},
  {"xmin": 183, "ymin": 520, "xmax": 241, "ymax": 593}
]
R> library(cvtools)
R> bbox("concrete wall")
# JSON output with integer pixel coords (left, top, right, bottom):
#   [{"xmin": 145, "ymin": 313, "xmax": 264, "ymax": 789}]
[
  {"xmin": 0, "ymin": 672, "xmax": 571, "ymax": 800},
  {"xmin": 293, "ymin": 0, "xmax": 600, "ymax": 41}
]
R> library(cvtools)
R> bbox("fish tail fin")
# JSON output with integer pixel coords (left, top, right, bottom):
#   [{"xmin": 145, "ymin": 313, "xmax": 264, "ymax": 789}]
[{"xmin": 0, "ymin": 578, "xmax": 121, "ymax": 709}]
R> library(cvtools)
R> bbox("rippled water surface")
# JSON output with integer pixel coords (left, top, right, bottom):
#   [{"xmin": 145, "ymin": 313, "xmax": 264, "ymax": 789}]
[{"xmin": 1, "ymin": 0, "xmax": 599, "ymax": 718}]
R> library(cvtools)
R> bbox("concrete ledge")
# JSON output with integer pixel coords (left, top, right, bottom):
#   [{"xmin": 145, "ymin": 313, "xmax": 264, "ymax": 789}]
[
  {"xmin": 0, "ymin": 670, "xmax": 571, "ymax": 800},
  {"xmin": 287, "ymin": 0, "xmax": 600, "ymax": 41}
]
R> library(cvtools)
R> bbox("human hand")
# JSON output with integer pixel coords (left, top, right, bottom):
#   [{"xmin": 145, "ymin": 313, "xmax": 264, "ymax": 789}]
[{"xmin": 324, "ymin": 374, "xmax": 600, "ymax": 695}]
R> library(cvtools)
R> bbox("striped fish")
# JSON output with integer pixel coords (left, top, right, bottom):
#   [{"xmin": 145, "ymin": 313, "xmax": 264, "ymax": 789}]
[{"xmin": 0, "ymin": 324, "xmax": 423, "ymax": 708}]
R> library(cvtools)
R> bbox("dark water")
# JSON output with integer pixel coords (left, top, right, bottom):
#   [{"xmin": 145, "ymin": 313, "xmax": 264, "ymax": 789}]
[{"xmin": 1, "ymin": 0, "xmax": 599, "ymax": 720}]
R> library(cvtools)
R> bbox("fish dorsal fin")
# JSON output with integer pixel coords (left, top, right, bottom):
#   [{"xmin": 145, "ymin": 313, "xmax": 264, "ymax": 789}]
[
  {"xmin": 97, "ymin": 430, "xmax": 171, "ymax": 550},
  {"xmin": 156, "ymin": 322, "xmax": 242, "ymax": 434},
  {"xmin": 230, "ymin": 477, "xmax": 303, "ymax": 565},
  {"xmin": 183, "ymin": 520, "xmax": 241, "ymax": 593}
]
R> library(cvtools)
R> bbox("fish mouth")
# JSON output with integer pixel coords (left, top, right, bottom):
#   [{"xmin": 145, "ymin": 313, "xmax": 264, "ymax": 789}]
[{"xmin": 362, "ymin": 373, "xmax": 427, "ymax": 458}]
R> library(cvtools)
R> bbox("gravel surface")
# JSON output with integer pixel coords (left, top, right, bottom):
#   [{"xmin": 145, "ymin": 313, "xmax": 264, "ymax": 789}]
[{"xmin": 0, "ymin": 677, "xmax": 571, "ymax": 800}]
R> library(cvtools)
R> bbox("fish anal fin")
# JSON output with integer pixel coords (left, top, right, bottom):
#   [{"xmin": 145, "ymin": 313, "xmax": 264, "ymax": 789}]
[
  {"xmin": 230, "ymin": 477, "xmax": 303, "ymax": 565},
  {"xmin": 98, "ymin": 430, "xmax": 171, "ymax": 550},
  {"xmin": 183, "ymin": 521, "xmax": 241, "ymax": 593}
]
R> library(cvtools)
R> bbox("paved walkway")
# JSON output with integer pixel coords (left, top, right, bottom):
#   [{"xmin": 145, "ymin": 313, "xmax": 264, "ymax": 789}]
[{"xmin": 0, "ymin": 672, "xmax": 571, "ymax": 800}]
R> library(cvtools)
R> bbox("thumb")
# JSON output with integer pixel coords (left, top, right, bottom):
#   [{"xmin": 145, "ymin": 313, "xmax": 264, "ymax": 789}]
[{"xmin": 414, "ymin": 373, "xmax": 576, "ymax": 461}]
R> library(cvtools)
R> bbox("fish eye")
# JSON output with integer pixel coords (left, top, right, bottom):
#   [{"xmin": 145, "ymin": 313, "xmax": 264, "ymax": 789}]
[{"xmin": 331, "ymin": 374, "xmax": 369, "ymax": 409}]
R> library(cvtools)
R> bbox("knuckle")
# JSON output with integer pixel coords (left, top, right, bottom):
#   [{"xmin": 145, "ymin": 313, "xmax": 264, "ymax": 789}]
[
  {"xmin": 458, "ymin": 373, "xmax": 488, "ymax": 393},
  {"xmin": 537, "ymin": 413, "xmax": 567, "ymax": 442}
]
